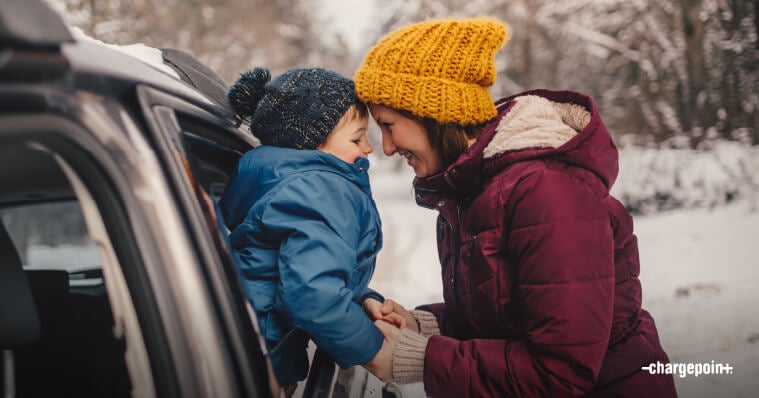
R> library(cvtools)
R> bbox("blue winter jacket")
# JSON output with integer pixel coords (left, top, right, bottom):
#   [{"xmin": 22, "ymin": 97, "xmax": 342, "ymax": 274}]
[{"xmin": 219, "ymin": 146, "xmax": 384, "ymax": 385}]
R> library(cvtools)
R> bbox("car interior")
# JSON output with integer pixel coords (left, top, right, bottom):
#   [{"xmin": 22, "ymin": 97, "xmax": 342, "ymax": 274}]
[
  {"xmin": 0, "ymin": 97, "xmax": 264, "ymax": 395},
  {"xmin": 0, "ymin": 142, "xmax": 131, "ymax": 398}
]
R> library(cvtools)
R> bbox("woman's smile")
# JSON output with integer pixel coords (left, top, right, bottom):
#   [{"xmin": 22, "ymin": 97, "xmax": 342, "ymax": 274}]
[{"xmin": 368, "ymin": 103, "xmax": 444, "ymax": 177}]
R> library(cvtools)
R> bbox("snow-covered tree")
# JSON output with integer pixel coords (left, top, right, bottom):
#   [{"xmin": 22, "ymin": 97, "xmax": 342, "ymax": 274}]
[
  {"xmin": 48, "ymin": 0, "xmax": 352, "ymax": 82},
  {"xmin": 49, "ymin": 0, "xmax": 757, "ymax": 145}
]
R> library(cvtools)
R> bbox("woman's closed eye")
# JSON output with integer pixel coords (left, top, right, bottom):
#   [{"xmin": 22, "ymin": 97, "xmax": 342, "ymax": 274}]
[{"xmin": 375, "ymin": 118, "xmax": 392, "ymax": 130}]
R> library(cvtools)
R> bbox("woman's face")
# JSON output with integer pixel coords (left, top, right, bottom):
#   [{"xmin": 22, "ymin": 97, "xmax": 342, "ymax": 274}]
[{"xmin": 368, "ymin": 104, "xmax": 444, "ymax": 177}]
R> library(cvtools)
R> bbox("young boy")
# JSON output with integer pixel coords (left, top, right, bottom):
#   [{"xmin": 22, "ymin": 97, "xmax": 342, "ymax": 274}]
[{"xmin": 220, "ymin": 67, "xmax": 385, "ymax": 391}]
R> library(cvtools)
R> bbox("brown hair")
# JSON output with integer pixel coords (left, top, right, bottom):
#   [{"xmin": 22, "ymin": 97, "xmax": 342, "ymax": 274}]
[
  {"xmin": 343, "ymin": 99, "xmax": 369, "ymax": 121},
  {"xmin": 397, "ymin": 109, "xmax": 484, "ymax": 168},
  {"xmin": 332, "ymin": 100, "xmax": 369, "ymax": 134}
]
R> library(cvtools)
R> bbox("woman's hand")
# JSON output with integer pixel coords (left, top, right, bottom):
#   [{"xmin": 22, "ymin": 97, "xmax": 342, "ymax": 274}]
[
  {"xmin": 363, "ymin": 320, "xmax": 401, "ymax": 383},
  {"xmin": 363, "ymin": 298, "xmax": 419, "ymax": 333}
]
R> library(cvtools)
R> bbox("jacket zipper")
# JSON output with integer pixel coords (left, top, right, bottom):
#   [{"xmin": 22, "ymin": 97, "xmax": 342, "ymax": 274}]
[
  {"xmin": 466, "ymin": 235, "xmax": 477, "ymax": 257},
  {"xmin": 444, "ymin": 205, "xmax": 462, "ymax": 306},
  {"xmin": 454, "ymin": 204, "xmax": 462, "ymax": 299},
  {"xmin": 436, "ymin": 206, "xmax": 457, "ymax": 298},
  {"xmin": 414, "ymin": 185, "xmax": 461, "ymax": 312}
]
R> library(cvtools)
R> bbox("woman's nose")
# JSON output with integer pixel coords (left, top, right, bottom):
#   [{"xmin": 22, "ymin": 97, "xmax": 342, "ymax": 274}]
[{"xmin": 381, "ymin": 135, "xmax": 397, "ymax": 156}]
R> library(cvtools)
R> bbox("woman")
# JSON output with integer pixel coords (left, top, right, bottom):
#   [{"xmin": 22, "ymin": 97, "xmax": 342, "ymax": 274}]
[{"xmin": 357, "ymin": 18, "xmax": 678, "ymax": 397}]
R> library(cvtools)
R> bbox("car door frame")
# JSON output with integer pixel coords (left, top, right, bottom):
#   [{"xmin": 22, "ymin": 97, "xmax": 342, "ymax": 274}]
[{"xmin": 136, "ymin": 85, "xmax": 274, "ymax": 398}]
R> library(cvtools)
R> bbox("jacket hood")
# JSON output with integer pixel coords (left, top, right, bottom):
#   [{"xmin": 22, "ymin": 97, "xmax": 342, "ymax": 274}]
[
  {"xmin": 221, "ymin": 146, "xmax": 372, "ymax": 227},
  {"xmin": 414, "ymin": 89, "xmax": 619, "ymax": 204}
]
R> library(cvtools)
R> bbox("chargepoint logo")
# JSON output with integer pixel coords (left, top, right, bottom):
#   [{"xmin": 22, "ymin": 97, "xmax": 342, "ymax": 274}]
[{"xmin": 642, "ymin": 361, "xmax": 734, "ymax": 378}]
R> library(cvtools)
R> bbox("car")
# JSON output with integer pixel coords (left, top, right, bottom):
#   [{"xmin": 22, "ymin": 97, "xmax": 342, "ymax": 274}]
[{"xmin": 0, "ymin": 1, "xmax": 398, "ymax": 397}]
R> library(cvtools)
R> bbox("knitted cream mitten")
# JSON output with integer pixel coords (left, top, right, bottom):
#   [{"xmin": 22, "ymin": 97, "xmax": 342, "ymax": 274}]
[
  {"xmin": 392, "ymin": 328, "xmax": 429, "ymax": 384},
  {"xmin": 409, "ymin": 310, "xmax": 440, "ymax": 337}
]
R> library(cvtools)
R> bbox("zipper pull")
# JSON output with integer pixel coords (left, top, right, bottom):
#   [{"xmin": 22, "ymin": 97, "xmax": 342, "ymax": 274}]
[{"xmin": 466, "ymin": 235, "xmax": 477, "ymax": 257}]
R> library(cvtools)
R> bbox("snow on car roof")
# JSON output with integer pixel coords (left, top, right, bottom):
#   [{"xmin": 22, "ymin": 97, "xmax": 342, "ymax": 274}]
[{"xmin": 68, "ymin": 27, "xmax": 180, "ymax": 80}]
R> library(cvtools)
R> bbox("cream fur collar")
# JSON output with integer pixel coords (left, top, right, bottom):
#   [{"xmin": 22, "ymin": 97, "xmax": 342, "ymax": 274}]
[{"xmin": 483, "ymin": 95, "xmax": 591, "ymax": 159}]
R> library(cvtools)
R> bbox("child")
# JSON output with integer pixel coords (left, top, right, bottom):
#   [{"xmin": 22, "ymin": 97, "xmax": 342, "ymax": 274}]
[{"xmin": 220, "ymin": 67, "xmax": 385, "ymax": 391}]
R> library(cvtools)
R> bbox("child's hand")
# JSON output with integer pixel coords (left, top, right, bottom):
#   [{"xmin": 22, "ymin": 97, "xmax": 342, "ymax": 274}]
[
  {"xmin": 382, "ymin": 299, "xmax": 417, "ymax": 332},
  {"xmin": 362, "ymin": 298, "xmax": 384, "ymax": 320},
  {"xmin": 363, "ymin": 298, "xmax": 419, "ymax": 333},
  {"xmin": 380, "ymin": 312, "xmax": 407, "ymax": 329}
]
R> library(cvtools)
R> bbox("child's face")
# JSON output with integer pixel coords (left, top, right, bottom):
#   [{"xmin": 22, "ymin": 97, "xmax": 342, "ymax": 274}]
[{"xmin": 317, "ymin": 115, "xmax": 372, "ymax": 164}]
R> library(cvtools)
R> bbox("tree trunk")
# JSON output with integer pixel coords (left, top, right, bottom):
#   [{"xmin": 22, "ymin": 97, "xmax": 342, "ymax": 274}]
[
  {"xmin": 520, "ymin": 0, "xmax": 537, "ymax": 89},
  {"xmin": 680, "ymin": 0, "xmax": 715, "ymax": 144},
  {"xmin": 755, "ymin": 0, "xmax": 759, "ymax": 50}
]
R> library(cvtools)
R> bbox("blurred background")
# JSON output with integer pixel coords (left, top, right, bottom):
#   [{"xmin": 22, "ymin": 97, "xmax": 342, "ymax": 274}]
[
  {"xmin": 46, "ymin": 0, "xmax": 758, "ymax": 148},
  {"xmin": 20, "ymin": 1, "xmax": 759, "ymax": 396}
]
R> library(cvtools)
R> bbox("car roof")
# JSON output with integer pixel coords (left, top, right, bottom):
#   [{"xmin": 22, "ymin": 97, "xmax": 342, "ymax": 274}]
[
  {"xmin": 63, "ymin": 39, "xmax": 234, "ymax": 118},
  {"xmin": 1, "ymin": 0, "xmax": 236, "ymax": 120},
  {"xmin": 1, "ymin": 3, "xmax": 251, "ymax": 208}
]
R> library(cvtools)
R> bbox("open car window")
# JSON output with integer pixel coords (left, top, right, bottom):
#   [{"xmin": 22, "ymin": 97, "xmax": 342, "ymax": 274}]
[{"xmin": 0, "ymin": 201, "xmax": 99, "ymax": 273}]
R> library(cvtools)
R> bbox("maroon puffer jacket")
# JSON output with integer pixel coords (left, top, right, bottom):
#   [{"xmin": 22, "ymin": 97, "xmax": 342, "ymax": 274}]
[{"xmin": 413, "ymin": 90, "xmax": 677, "ymax": 397}]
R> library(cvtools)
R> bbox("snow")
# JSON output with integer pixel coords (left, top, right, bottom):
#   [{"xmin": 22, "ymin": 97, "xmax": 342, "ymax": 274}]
[
  {"xmin": 68, "ymin": 26, "xmax": 181, "ymax": 79},
  {"xmin": 367, "ymin": 155, "xmax": 759, "ymax": 397},
  {"xmin": 613, "ymin": 141, "xmax": 758, "ymax": 214},
  {"xmin": 25, "ymin": 244, "xmax": 99, "ymax": 273},
  {"xmin": 636, "ymin": 201, "xmax": 759, "ymax": 397}
]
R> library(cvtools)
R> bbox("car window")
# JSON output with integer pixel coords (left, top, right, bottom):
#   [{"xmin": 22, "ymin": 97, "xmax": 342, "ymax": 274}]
[
  {"xmin": 0, "ymin": 136, "xmax": 142, "ymax": 397},
  {"xmin": 0, "ymin": 201, "xmax": 99, "ymax": 272}
]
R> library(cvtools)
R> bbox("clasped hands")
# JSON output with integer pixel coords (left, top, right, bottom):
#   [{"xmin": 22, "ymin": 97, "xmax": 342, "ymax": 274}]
[{"xmin": 361, "ymin": 298, "xmax": 418, "ymax": 382}]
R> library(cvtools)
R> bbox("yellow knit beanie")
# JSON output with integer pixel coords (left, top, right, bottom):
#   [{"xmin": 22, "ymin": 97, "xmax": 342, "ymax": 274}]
[{"xmin": 354, "ymin": 18, "xmax": 509, "ymax": 126}]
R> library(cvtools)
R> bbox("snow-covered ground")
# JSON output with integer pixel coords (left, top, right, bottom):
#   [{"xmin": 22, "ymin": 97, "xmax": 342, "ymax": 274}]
[{"xmin": 367, "ymin": 165, "xmax": 759, "ymax": 398}]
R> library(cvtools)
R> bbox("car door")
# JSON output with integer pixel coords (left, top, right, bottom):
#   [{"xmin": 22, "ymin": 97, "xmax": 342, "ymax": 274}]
[
  {"xmin": 135, "ymin": 85, "xmax": 279, "ymax": 397},
  {"xmin": 2, "ymin": 63, "xmax": 273, "ymax": 398}
]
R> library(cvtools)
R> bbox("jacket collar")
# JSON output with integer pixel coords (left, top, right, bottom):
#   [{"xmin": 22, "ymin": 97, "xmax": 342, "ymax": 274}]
[
  {"xmin": 414, "ymin": 89, "xmax": 618, "ymax": 207},
  {"xmin": 253, "ymin": 145, "xmax": 371, "ymax": 188}
]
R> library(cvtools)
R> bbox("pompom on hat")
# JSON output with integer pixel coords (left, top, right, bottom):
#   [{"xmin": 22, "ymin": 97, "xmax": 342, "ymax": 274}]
[
  {"xmin": 228, "ymin": 67, "xmax": 358, "ymax": 149},
  {"xmin": 354, "ymin": 18, "xmax": 509, "ymax": 126}
]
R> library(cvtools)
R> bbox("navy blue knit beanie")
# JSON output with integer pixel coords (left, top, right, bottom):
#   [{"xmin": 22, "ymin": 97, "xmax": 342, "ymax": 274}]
[{"xmin": 227, "ymin": 67, "xmax": 358, "ymax": 149}]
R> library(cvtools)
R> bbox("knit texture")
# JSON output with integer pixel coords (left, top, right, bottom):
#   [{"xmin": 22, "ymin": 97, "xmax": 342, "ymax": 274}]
[
  {"xmin": 228, "ymin": 67, "xmax": 357, "ymax": 149},
  {"xmin": 354, "ymin": 18, "xmax": 509, "ymax": 125},
  {"xmin": 410, "ymin": 310, "xmax": 441, "ymax": 337},
  {"xmin": 392, "ymin": 329, "xmax": 429, "ymax": 384}
]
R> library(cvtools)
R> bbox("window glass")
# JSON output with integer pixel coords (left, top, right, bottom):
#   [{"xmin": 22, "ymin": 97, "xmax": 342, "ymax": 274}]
[{"xmin": 0, "ymin": 201, "xmax": 99, "ymax": 272}]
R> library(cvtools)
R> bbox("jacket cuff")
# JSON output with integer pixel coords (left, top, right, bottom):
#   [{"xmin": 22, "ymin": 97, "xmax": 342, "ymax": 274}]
[
  {"xmin": 358, "ymin": 288, "xmax": 385, "ymax": 304},
  {"xmin": 410, "ymin": 310, "xmax": 440, "ymax": 337},
  {"xmin": 392, "ymin": 328, "xmax": 428, "ymax": 384}
]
